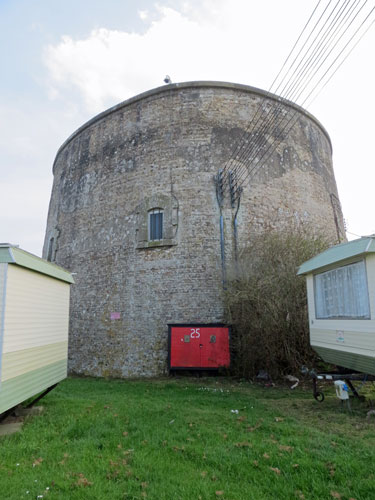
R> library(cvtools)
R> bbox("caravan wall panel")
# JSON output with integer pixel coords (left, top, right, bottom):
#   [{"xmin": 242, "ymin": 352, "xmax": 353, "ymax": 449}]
[
  {"xmin": 1, "ymin": 341, "xmax": 68, "ymax": 382},
  {"xmin": 3, "ymin": 264, "xmax": 70, "ymax": 353},
  {"xmin": 0, "ymin": 359, "xmax": 66, "ymax": 414},
  {"xmin": 0, "ymin": 262, "xmax": 7, "ymax": 384},
  {"xmin": 0, "ymin": 264, "xmax": 70, "ymax": 414},
  {"xmin": 306, "ymin": 255, "xmax": 375, "ymax": 373}
]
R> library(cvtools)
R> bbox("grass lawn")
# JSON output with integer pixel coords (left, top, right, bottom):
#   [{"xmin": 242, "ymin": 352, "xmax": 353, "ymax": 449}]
[{"xmin": 1, "ymin": 376, "xmax": 375, "ymax": 499}]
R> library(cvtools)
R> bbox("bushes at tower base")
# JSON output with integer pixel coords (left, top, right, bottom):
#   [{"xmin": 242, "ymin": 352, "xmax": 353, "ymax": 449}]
[{"xmin": 225, "ymin": 227, "xmax": 330, "ymax": 379}]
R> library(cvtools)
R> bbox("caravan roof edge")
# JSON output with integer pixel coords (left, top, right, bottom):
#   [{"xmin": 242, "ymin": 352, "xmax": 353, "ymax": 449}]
[
  {"xmin": 0, "ymin": 244, "xmax": 74, "ymax": 284},
  {"xmin": 298, "ymin": 236, "xmax": 375, "ymax": 276}
]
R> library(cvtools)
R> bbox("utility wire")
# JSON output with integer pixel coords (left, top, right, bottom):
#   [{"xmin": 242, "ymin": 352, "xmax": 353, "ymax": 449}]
[
  {"xmin": 229, "ymin": 0, "xmax": 364, "ymax": 179},
  {"xmin": 303, "ymin": 3, "xmax": 375, "ymax": 107},
  {"xmin": 220, "ymin": 0, "xmax": 336, "ymax": 181},
  {"xmin": 288, "ymin": 0, "xmax": 368, "ymax": 106},
  {"xmin": 305, "ymin": 10, "xmax": 375, "ymax": 107},
  {"xmin": 224, "ymin": 0, "xmax": 325, "ymax": 172},
  {"xmin": 269, "ymin": 0, "xmax": 324, "ymax": 93},
  {"xmin": 221, "ymin": 0, "xmax": 345, "ymax": 186},
  {"xmin": 273, "ymin": 0, "xmax": 341, "ymax": 98},
  {"xmin": 230, "ymin": 0, "xmax": 367, "ymax": 185},
  {"xmin": 231, "ymin": 0, "xmax": 371, "ymax": 195},
  {"xmin": 221, "ymin": 1, "xmax": 372, "ymax": 193},
  {"xmin": 280, "ymin": 0, "xmax": 357, "ymax": 102},
  {"xmin": 219, "ymin": 0, "xmax": 375, "ymax": 202}
]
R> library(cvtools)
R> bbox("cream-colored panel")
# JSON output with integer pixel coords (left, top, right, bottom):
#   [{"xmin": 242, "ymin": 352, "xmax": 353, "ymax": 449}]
[
  {"xmin": 312, "ymin": 319, "xmax": 375, "ymax": 333},
  {"xmin": 366, "ymin": 255, "xmax": 375, "ymax": 319},
  {"xmin": 312, "ymin": 340, "xmax": 374, "ymax": 358},
  {"xmin": 0, "ymin": 263, "xmax": 6, "ymax": 305},
  {"xmin": 2, "ymin": 341, "xmax": 68, "ymax": 381},
  {"xmin": 311, "ymin": 327, "xmax": 375, "ymax": 351},
  {"xmin": 0, "ymin": 359, "xmax": 67, "ymax": 414},
  {"xmin": 313, "ymin": 345, "xmax": 375, "ymax": 375},
  {"xmin": 3, "ymin": 265, "xmax": 70, "ymax": 353},
  {"xmin": 0, "ymin": 262, "xmax": 7, "ymax": 383},
  {"xmin": 306, "ymin": 275, "xmax": 315, "ymax": 321},
  {"xmin": 0, "ymin": 262, "xmax": 6, "ymax": 329}
]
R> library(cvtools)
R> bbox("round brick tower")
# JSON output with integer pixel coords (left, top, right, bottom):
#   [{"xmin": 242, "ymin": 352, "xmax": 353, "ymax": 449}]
[{"xmin": 43, "ymin": 81, "xmax": 344, "ymax": 377}]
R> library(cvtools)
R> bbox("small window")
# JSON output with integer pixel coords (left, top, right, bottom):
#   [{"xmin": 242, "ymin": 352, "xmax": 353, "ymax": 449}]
[
  {"xmin": 314, "ymin": 260, "xmax": 370, "ymax": 319},
  {"xmin": 148, "ymin": 209, "xmax": 163, "ymax": 241}
]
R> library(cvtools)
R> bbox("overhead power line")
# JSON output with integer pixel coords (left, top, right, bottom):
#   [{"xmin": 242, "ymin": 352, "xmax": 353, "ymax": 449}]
[
  {"xmin": 223, "ymin": 0, "xmax": 374, "ymax": 198},
  {"xmin": 230, "ymin": 0, "xmax": 373, "ymax": 184},
  {"xmin": 219, "ymin": 0, "xmax": 375, "ymax": 204}
]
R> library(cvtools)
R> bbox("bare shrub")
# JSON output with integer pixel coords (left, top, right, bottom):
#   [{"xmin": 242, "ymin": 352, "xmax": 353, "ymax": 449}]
[{"xmin": 225, "ymin": 226, "xmax": 329, "ymax": 378}]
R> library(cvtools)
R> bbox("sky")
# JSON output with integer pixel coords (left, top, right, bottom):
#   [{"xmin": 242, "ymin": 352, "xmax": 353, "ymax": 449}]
[{"xmin": 1, "ymin": 0, "xmax": 374, "ymax": 257}]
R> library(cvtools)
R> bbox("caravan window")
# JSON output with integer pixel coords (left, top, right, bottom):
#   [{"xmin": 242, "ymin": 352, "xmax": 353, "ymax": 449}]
[{"xmin": 314, "ymin": 260, "xmax": 370, "ymax": 319}]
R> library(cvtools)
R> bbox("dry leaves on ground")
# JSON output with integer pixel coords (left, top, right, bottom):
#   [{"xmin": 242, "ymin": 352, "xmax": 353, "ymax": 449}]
[
  {"xmin": 279, "ymin": 445, "xmax": 293, "ymax": 452},
  {"xmin": 270, "ymin": 467, "xmax": 281, "ymax": 475},
  {"xmin": 247, "ymin": 420, "xmax": 262, "ymax": 432},
  {"xmin": 235, "ymin": 441, "xmax": 252, "ymax": 448},
  {"xmin": 326, "ymin": 462, "xmax": 336, "ymax": 477},
  {"xmin": 330, "ymin": 492, "xmax": 342, "ymax": 499},
  {"xmin": 58, "ymin": 453, "xmax": 69, "ymax": 466},
  {"xmin": 75, "ymin": 474, "xmax": 93, "ymax": 487}
]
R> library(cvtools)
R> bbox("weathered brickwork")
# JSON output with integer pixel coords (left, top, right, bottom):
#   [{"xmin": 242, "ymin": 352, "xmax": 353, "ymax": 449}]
[{"xmin": 43, "ymin": 81, "xmax": 345, "ymax": 377}]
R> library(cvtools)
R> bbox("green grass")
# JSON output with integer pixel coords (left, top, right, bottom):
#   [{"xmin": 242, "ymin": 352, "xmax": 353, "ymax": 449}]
[{"xmin": 1, "ymin": 377, "xmax": 375, "ymax": 499}]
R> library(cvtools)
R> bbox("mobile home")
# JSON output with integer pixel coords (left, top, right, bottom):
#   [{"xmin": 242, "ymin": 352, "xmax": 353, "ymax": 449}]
[
  {"xmin": 0, "ymin": 244, "xmax": 73, "ymax": 415},
  {"xmin": 298, "ymin": 236, "xmax": 375, "ymax": 375}
]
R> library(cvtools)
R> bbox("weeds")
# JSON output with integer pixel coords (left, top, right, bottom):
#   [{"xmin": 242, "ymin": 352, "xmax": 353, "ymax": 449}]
[{"xmin": 225, "ymin": 226, "xmax": 329, "ymax": 378}]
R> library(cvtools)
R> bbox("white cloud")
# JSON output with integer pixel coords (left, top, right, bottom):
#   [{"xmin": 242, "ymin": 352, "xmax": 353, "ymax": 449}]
[
  {"xmin": 43, "ymin": 1, "xmax": 303, "ymax": 113},
  {"xmin": 40, "ymin": 0, "xmax": 375, "ymax": 240},
  {"xmin": 43, "ymin": 7, "xmax": 204, "ymax": 112}
]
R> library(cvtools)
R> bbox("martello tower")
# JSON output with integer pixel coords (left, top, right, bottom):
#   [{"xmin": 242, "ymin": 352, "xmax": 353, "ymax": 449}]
[{"xmin": 43, "ymin": 81, "xmax": 345, "ymax": 377}]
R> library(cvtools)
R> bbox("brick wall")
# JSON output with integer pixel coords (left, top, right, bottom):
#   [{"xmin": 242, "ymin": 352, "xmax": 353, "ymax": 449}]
[{"xmin": 43, "ymin": 82, "xmax": 344, "ymax": 377}]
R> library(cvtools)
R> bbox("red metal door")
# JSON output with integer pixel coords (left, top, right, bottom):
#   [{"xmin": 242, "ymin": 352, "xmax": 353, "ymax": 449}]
[
  {"xmin": 199, "ymin": 327, "xmax": 230, "ymax": 368},
  {"xmin": 170, "ymin": 326, "xmax": 202, "ymax": 368},
  {"xmin": 169, "ymin": 325, "xmax": 230, "ymax": 369}
]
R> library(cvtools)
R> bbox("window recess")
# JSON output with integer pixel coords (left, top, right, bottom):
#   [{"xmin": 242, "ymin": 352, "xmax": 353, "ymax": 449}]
[{"xmin": 136, "ymin": 193, "xmax": 178, "ymax": 249}]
